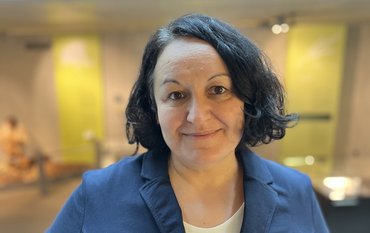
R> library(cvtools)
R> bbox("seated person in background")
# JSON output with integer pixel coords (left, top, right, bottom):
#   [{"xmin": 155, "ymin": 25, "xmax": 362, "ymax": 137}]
[{"xmin": 0, "ymin": 115, "xmax": 30, "ymax": 170}]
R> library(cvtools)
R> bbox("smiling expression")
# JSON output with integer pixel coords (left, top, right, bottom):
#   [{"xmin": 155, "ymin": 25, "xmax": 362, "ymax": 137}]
[{"xmin": 153, "ymin": 38, "xmax": 245, "ymax": 168}]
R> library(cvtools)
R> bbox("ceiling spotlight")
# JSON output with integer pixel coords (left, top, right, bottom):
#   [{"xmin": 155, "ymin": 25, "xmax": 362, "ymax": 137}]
[
  {"xmin": 268, "ymin": 14, "xmax": 294, "ymax": 35},
  {"xmin": 281, "ymin": 23, "xmax": 290, "ymax": 33},
  {"xmin": 271, "ymin": 24, "xmax": 282, "ymax": 34}
]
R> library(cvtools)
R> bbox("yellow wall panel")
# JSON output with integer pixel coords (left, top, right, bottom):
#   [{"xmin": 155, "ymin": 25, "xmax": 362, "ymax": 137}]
[
  {"xmin": 53, "ymin": 35, "xmax": 104, "ymax": 164},
  {"xmin": 282, "ymin": 24, "xmax": 347, "ymax": 182}
]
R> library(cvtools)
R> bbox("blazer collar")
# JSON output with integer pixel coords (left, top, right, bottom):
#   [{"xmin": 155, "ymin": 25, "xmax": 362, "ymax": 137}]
[
  {"xmin": 140, "ymin": 150, "xmax": 170, "ymax": 180},
  {"xmin": 139, "ymin": 149, "xmax": 278, "ymax": 233},
  {"xmin": 237, "ymin": 147, "xmax": 274, "ymax": 185},
  {"xmin": 238, "ymin": 147, "xmax": 278, "ymax": 233},
  {"xmin": 139, "ymin": 150, "xmax": 185, "ymax": 233}
]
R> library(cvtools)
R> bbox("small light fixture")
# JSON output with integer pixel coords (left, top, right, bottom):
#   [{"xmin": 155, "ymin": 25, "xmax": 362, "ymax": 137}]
[
  {"xmin": 281, "ymin": 23, "xmax": 290, "ymax": 33},
  {"xmin": 304, "ymin": 155, "xmax": 315, "ymax": 165},
  {"xmin": 271, "ymin": 24, "xmax": 282, "ymax": 34},
  {"xmin": 270, "ymin": 15, "xmax": 291, "ymax": 34}
]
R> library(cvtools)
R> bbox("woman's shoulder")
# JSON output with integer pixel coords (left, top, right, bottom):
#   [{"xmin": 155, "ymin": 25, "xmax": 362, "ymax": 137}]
[
  {"xmin": 241, "ymin": 148, "xmax": 309, "ymax": 182},
  {"xmin": 263, "ymin": 158, "xmax": 309, "ymax": 181},
  {"xmin": 260, "ymin": 156, "xmax": 314, "ymax": 196},
  {"xmin": 241, "ymin": 148, "xmax": 312, "ymax": 192},
  {"xmin": 82, "ymin": 152, "xmax": 147, "ymax": 190}
]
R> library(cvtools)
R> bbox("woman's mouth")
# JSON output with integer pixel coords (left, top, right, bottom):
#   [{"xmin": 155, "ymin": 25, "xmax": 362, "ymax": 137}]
[{"xmin": 182, "ymin": 129, "xmax": 221, "ymax": 138}]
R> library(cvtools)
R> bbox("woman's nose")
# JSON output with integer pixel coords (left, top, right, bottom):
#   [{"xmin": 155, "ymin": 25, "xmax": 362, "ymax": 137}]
[{"xmin": 186, "ymin": 96, "xmax": 211, "ymax": 124}]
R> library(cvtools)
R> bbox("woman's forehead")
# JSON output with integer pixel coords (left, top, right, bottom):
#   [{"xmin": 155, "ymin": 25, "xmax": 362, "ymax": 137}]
[
  {"xmin": 159, "ymin": 37, "xmax": 216, "ymax": 60},
  {"xmin": 154, "ymin": 38, "xmax": 227, "ymax": 78}
]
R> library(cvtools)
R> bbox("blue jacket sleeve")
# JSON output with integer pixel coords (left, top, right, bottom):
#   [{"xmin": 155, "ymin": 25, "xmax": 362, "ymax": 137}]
[
  {"xmin": 308, "ymin": 181, "xmax": 330, "ymax": 232},
  {"xmin": 46, "ymin": 181, "xmax": 85, "ymax": 233}
]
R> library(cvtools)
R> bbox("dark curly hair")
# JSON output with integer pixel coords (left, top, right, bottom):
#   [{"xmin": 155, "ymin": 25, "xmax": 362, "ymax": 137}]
[{"xmin": 125, "ymin": 13, "xmax": 298, "ymax": 153}]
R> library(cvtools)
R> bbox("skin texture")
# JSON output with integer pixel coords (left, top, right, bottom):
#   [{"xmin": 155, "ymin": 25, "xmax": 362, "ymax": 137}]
[{"xmin": 153, "ymin": 37, "xmax": 245, "ymax": 227}]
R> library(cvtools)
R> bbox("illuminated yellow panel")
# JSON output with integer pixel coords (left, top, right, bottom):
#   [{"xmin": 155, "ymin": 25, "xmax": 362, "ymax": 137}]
[
  {"xmin": 53, "ymin": 35, "xmax": 104, "ymax": 164},
  {"xmin": 282, "ymin": 24, "xmax": 347, "ymax": 182}
]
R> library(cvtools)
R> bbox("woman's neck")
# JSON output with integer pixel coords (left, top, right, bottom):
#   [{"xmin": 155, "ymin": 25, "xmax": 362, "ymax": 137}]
[
  {"xmin": 168, "ymin": 152, "xmax": 244, "ymax": 227},
  {"xmin": 168, "ymin": 152, "xmax": 241, "ymax": 189}
]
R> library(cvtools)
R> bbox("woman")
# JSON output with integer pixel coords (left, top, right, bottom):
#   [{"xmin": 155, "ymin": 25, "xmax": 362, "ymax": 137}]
[{"xmin": 48, "ymin": 14, "xmax": 329, "ymax": 233}]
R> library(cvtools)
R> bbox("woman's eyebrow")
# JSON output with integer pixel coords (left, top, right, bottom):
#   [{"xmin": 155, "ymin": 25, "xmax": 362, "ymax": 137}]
[
  {"xmin": 208, "ymin": 73, "xmax": 230, "ymax": 81},
  {"xmin": 160, "ymin": 73, "xmax": 229, "ymax": 86},
  {"xmin": 161, "ymin": 78, "xmax": 181, "ymax": 86}
]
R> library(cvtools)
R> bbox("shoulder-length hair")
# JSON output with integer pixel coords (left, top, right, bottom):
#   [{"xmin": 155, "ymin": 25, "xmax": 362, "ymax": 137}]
[{"xmin": 125, "ymin": 13, "xmax": 298, "ymax": 153}]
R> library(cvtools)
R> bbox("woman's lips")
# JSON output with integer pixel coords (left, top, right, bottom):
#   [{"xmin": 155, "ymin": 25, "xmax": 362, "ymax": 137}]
[{"xmin": 182, "ymin": 129, "xmax": 221, "ymax": 138}]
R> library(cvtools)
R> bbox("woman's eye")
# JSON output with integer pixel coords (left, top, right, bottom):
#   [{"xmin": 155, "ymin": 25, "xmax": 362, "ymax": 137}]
[
  {"xmin": 209, "ymin": 86, "xmax": 227, "ymax": 95},
  {"xmin": 168, "ymin": 91, "xmax": 185, "ymax": 100}
]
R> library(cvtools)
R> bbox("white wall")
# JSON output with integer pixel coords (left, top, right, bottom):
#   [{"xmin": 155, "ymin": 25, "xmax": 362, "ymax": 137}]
[
  {"xmin": 101, "ymin": 32, "xmax": 149, "ymax": 142},
  {"xmin": 101, "ymin": 32, "xmax": 152, "ymax": 155},
  {"xmin": 0, "ymin": 38, "xmax": 60, "ymax": 159},
  {"xmin": 340, "ymin": 25, "xmax": 370, "ymax": 180}
]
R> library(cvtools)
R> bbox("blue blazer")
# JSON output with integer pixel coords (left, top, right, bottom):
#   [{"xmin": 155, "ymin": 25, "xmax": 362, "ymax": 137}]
[{"xmin": 47, "ymin": 148, "xmax": 329, "ymax": 233}]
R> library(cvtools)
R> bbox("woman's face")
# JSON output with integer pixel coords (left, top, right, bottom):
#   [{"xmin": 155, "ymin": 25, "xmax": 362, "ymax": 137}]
[{"xmin": 153, "ymin": 38, "xmax": 245, "ymax": 168}]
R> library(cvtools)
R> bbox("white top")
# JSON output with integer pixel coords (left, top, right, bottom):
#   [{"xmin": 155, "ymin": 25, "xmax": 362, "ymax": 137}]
[{"xmin": 183, "ymin": 203, "xmax": 245, "ymax": 233}]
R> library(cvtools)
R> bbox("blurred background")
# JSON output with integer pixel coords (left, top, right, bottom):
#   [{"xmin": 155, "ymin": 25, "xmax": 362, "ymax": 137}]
[{"xmin": 0, "ymin": 0, "xmax": 369, "ymax": 232}]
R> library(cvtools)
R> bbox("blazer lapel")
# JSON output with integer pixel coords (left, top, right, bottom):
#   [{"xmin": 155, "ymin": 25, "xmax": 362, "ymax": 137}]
[
  {"xmin": 139, "ymin": 151, "xmax": 185, "ymax": 233},
  {"xmin": 238, "ymin": 148, "xmax": 278, "ymax": 233},
  {"xmin": 240, "ymin": 178, "xmax": 278, "ymax": 233}
]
